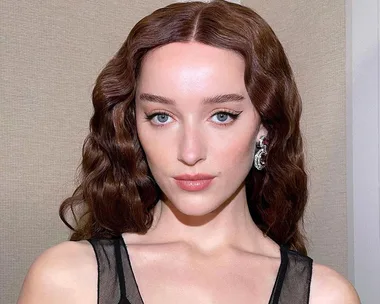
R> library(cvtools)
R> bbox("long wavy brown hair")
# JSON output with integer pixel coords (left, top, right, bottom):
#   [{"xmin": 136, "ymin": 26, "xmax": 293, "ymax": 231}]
[{"xmin": 60, "ymin": 0, "xmax": 308, "ymax": 254}]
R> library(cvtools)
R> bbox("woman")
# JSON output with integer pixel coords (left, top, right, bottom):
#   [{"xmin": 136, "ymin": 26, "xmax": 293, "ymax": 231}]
[{"xmin": 18, "ymin": 1, "xmax": 360, "ymax": 303}]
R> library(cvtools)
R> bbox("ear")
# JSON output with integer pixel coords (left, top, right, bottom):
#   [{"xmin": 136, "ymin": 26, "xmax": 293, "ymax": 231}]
[{"xmin": 255, "ymin": 123, "xmax": 268, "ymax": 142}]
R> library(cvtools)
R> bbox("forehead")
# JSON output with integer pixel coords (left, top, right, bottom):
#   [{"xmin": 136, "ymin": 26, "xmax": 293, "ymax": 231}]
[{"xmin": 136, "ymin": 42, "xmax": 247, "ymax": 98}]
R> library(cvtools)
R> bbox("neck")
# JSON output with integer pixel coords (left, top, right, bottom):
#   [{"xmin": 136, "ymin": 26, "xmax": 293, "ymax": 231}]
[{"xmin": 146, "ymin": 185, "xmax": 273, "ymax": 255}]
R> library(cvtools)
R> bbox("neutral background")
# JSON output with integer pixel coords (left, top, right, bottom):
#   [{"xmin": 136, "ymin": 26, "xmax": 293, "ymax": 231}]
[{"xmin": 1, "ymin": 0, "xmax": 348, "ymax": 303}]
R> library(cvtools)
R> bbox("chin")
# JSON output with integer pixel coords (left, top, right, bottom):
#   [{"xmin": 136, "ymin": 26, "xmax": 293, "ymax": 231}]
[
  {"xmin": 177, "ymin": 204, "xmax": 218, "ymax": 217},
  {"xmin": 163, "ymin": 193, "xmax": 227, "ymax": 217}
]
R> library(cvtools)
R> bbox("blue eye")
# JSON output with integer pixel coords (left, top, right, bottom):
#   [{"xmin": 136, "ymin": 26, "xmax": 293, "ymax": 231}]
[
  {"xmin": 214, "ymin": 113, "xmax": 229, "ymax": 122},
  {"xmin": 156, "ymin": 113, "xmax": 169, "ymax": 123},
  {"xmin": 210, "ymin": 111, "xmax": 240, "ymax": 124},
  {"xmin": 144, "ymin": 110, "xmax": 241, "ymax": 127},
  {"xmin": 144, "ymin": 112, "xmax": 173, "ymax": 125}
]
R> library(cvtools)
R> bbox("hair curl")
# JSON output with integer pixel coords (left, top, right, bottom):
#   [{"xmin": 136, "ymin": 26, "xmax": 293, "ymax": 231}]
[{"xmin": 60, "ymin": 0, "xmax": 308, "ymax": 254}]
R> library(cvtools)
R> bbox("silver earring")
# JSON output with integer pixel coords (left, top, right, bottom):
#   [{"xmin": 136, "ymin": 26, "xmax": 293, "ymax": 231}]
[{"xmin": 254, "ymin": 136, "xmax": 268, "ymax": 170}]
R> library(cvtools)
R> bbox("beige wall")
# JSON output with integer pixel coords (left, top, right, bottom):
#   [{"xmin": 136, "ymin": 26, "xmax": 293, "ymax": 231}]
[{"xmin": 1, "ymin": 1, "xmax": 346, "ymax": 302}]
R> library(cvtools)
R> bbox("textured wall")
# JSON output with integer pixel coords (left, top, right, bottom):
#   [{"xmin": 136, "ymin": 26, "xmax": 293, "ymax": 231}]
[
  {"xmin": 1, "ymin": 1, "xmax": 346, "ymax": 302},
  {"xmin": 243, "ymin": 0, "xmax": 347, "ymax": 274}
]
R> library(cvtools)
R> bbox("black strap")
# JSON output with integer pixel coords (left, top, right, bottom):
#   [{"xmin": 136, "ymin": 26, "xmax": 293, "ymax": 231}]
[
  {"xmin": 88, "ymin": 239, "xmax": 101, "ymax": 304},
  {"xmin": 271, "ymin": 244, "xmax": 289, "ymax": 303},
  {"xmin": 114, "ymin": 237, "xmax": 128, "ymax": 300}
]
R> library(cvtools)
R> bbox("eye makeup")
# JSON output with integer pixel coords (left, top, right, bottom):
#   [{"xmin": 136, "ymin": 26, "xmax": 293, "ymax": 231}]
[{"xmin": 143, "ymin": 109, "xmax": 243, "ymax": 127}]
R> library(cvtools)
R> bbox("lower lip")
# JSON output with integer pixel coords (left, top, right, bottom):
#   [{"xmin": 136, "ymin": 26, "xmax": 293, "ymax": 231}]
[{"xmin": 174, "ymin": 178, "xmax": 214, "ymax": 191}]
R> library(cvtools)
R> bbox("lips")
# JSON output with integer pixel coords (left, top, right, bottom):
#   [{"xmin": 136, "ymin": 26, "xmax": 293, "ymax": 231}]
[
  {"xmin": 174, "ymin": 173, "xmax": 215, "ymax": 180},
  {"xmin": 173, "ymin": 173, "xmax": 215, "ymax": 191}
]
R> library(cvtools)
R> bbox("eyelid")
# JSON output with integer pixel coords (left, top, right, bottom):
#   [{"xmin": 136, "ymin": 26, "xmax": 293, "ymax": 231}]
[
  {"xmin": 210, "ymin": 108, "xmax": 241, "ymax": 115},
  {"xmin": 146, "ymin": 109, "xmax": 241, "ymax": 117},
  {"xmin": 145, "ymin": 110, "xmax": 173, "ymax": 118}
]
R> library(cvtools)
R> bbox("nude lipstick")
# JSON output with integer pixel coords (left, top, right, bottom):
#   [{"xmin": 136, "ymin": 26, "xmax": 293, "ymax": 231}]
[{"xmin": 173, "ymin": 174, "xmax": 215, "ymax": 192}]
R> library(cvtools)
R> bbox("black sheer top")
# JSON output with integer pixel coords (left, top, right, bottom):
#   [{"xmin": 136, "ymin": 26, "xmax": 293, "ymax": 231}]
[{"xmin": 88, "ymin": 236, "xmax": 313, "ymax": 304}]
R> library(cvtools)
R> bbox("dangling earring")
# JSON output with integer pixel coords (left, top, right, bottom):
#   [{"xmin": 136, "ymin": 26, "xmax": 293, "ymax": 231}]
[{"xmin": 254, "ymin": 136, "xmax": 268, "ymax": 170}]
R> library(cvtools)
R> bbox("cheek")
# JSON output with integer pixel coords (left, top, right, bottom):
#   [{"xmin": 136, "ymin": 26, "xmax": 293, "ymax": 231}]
[
  {"xmin": 136, "ymin": 124, "xmax": 170, "ymax": 169},
  {"xmin": 216, "ymin": 133, "xmax": 255, "ymax": 171}
]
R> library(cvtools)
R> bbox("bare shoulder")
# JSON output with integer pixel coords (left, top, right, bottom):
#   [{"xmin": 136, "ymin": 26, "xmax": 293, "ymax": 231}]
[
  {"xmin": 17, "ymin": 240, "xmax": 97, "ymax": 304},
  {"xmin": 309, "ymin": 262, "xmax": 361, "ymax": 304}
]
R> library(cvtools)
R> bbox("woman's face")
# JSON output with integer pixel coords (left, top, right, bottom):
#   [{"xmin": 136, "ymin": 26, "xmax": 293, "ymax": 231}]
[{"xmin": 135, "ymin": 42, "xmax": 265, "ymax": 216}]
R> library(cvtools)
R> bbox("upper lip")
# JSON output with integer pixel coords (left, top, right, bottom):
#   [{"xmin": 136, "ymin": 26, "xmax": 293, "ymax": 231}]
[{"xmin": 174, "ymin": 173, "xmax": 215, "ymax": 180}]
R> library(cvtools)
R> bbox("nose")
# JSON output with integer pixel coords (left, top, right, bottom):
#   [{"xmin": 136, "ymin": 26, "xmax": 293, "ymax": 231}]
[{"xmin": 177, "ymin": 124, "xmax": 206, "ymax": 166}]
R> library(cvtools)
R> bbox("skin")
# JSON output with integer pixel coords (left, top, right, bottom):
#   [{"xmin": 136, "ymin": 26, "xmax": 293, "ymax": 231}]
[
  {"xmin": 17, "ymin": 42, "xmax": 360, "ymax": 304},
  {"xmin": 134, "ymin": 41, "xmax": 268, "ymax": 253}
]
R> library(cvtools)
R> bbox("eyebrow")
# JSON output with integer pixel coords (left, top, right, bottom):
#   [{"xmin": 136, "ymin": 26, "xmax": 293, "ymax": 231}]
[{"xmin": 138, "ymin": 93, "xmax": 245, "ymax": 105}]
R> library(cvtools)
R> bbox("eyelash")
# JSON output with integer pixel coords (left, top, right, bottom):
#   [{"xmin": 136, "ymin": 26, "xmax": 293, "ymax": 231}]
[{"xmin": 144, "ymin": 110, "xmax": 242, "ymax": 127}]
